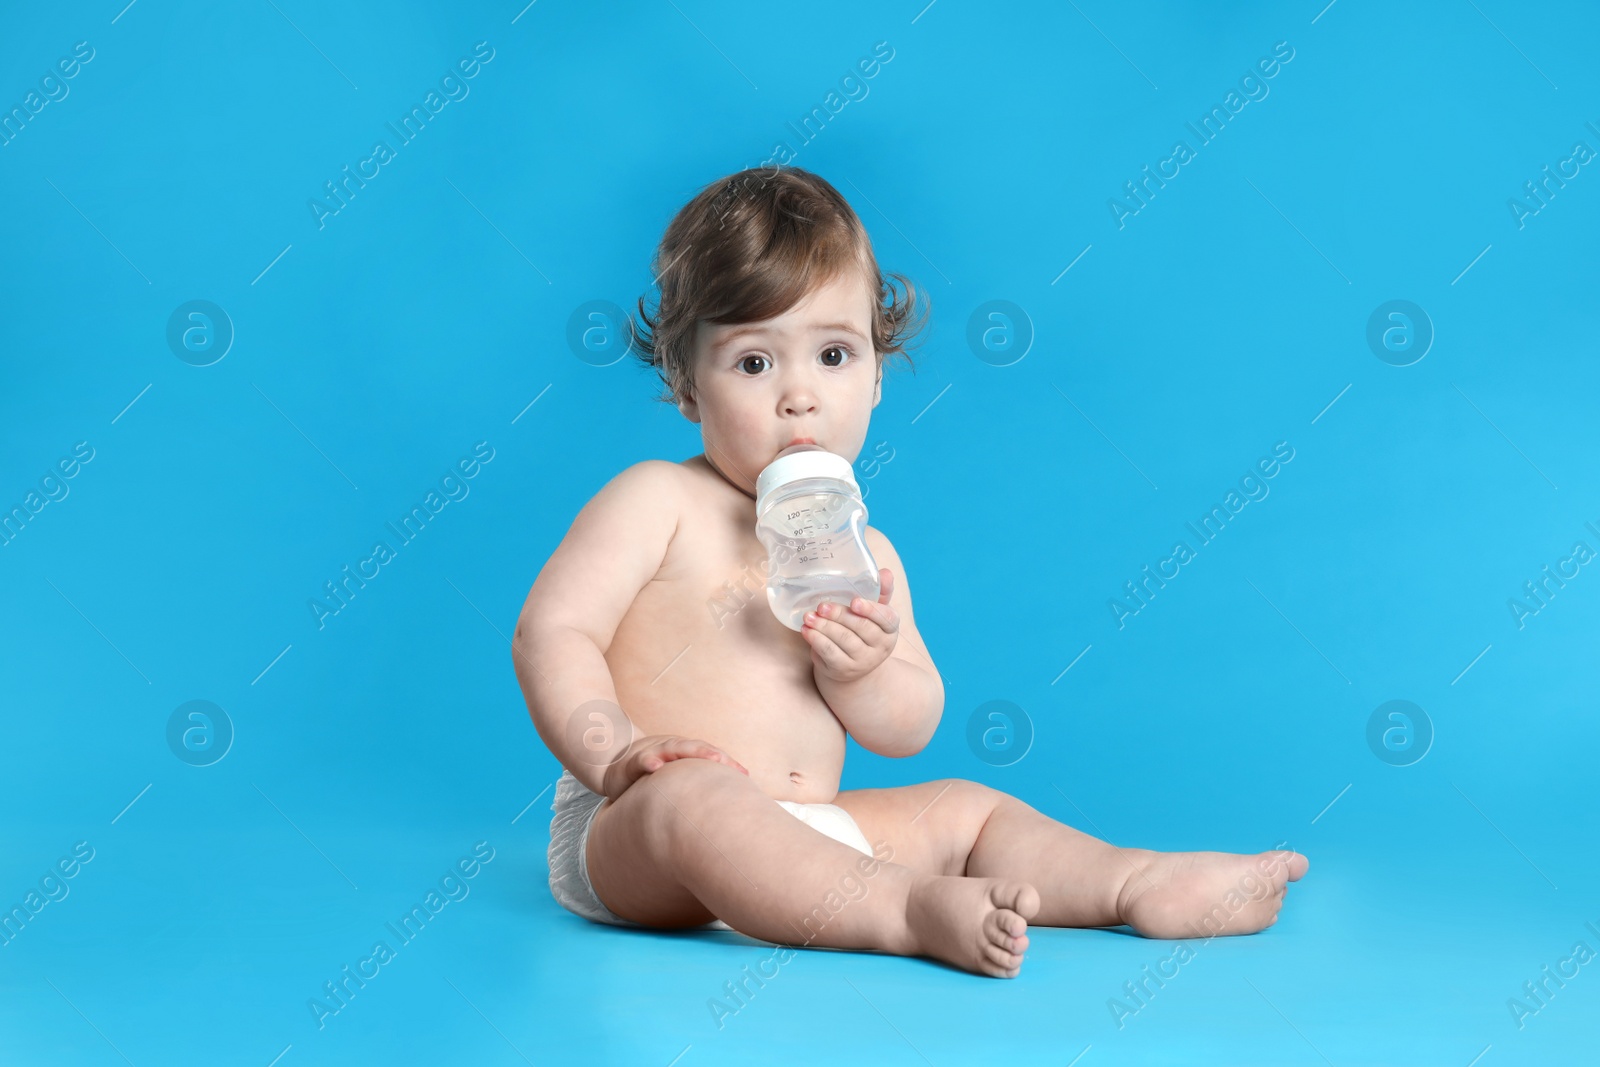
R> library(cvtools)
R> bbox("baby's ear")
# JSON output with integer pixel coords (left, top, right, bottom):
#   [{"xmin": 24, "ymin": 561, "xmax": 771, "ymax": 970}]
[
  {"xmin": 676, "ymin": 388, "xmax": 701, "ymax": 424},
  {"xmin": 871, "ymin": 368, "xmax": 882, "ymax": 409}
]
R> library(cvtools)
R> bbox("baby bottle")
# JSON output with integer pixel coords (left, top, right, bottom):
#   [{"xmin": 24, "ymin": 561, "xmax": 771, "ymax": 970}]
[{"xmin": 754, "ymin": 444, "xmax": 880, "ymax": 631}]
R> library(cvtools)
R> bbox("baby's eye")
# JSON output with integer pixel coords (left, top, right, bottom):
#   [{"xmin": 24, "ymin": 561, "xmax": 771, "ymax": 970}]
[
  {"xmin": 820, "ymin": 345, "xmax": 853, "ymax": 368},
  {"xmin": 736, "ymin": 354, "xmax": 770, "ymax": 375}
]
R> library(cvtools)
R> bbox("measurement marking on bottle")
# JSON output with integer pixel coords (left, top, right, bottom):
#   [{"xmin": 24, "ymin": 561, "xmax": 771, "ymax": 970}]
[{"xmin": 758, "ymin": 474, "xmax": 877, "ymax": 629}]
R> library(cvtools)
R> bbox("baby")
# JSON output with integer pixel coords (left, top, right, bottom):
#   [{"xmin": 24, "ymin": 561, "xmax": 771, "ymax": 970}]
[{"xmin": 512, "ymin": 166, "xmax": 1308, "ymax": 978}]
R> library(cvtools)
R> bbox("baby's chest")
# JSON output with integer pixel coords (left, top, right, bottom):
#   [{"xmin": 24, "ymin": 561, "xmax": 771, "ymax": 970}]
[
  {"xmin": 611, "ymin": 520, "xmax": 808, "ymax": 681},
  {"xmin": 633, "ymin": 551, "xmax": 795, "ymax": 651}
]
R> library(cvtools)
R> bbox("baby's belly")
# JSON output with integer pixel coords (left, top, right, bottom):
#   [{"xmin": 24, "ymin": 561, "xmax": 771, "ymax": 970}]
[{"xmin": 607, "ymin": 638, "xmax": 848, "ymax": 804}]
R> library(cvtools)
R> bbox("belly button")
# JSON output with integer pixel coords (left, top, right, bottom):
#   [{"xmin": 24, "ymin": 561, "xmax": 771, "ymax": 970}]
[{"xmin": 789, "ymin": 771, "xmax": 803, "ymax": 784}]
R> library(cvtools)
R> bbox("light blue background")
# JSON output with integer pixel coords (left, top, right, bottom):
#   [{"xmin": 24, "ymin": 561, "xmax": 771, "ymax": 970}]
[{"xmin": 2, "ymin": 1, "xmax": 1597, "ymax": 1064}]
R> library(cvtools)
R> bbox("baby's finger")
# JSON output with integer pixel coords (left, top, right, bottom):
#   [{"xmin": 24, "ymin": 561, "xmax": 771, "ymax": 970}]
[
  {"xmin": 680, "ymin": 739, "xmax": 748, "ymax": 775},
  {"xmin": 804, "ymin": 608, "xmax": 870, "ymax": 658},
  {"xmin": 847, "ymin": 595, "xmax": 899, "ymax": 634},
  {"xmin": 654, "ymin": 743, "xmax": 746, "ymax": 776},
  {"xmin": 818, "ymin": 601, "xmax": 885, "ymax": 646},
  {"xmin": 835, "ymin": 602, "xmax": 895, "ymax": 652},
  {"xmin": 801, "ymin": 624, "xmax": 850, "ymax": 670},
  {"xmin": 707, "ymin": 747, "xmax": 750, "ymax": 774}
]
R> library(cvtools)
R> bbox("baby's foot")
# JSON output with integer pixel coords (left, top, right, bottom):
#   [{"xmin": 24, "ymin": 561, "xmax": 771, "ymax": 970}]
[
  {"xmin": 903, "ymin": 874, "xmax": 1040, "ymax": 978},
  {"xmin": 1114, "ymin": 848, "xmax": 1308, "ymax": 940}
]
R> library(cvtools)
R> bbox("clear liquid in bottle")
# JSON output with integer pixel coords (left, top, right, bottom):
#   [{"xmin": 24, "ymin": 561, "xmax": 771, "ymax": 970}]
[{"xmin": 755, "ymin": 447, "xmax": 880, "ymax": 631}]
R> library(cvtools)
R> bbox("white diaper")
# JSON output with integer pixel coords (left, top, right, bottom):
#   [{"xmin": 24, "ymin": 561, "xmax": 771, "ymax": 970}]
[
  {"xmin": 547, "ymin": 767, "xmax": 876, "ymax": 932},
  {"xmin": 772, "ymin": 797, "xmax": 877, "ymax": 858}
]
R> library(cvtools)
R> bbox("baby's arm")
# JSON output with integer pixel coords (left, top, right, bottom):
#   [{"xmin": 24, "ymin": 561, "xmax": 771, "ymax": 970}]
[
  {"xmin": 511, "ymin": 460, "xmax": 744, "ymax": 795},
  {"xmin": 805, "ymin": 526, "xmax": 944, "ymax": 758}
]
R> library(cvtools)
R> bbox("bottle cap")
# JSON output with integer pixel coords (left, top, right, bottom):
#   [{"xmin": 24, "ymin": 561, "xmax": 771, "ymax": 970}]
[{"xmin": 755, "ymin": 447, "xmax": 860, "ymax": 517}]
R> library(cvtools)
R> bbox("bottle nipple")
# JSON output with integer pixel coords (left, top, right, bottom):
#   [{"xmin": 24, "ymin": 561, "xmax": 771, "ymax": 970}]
[{"xmin": 777, "ymin": 442, "xmax": 826, "ymax": 459}]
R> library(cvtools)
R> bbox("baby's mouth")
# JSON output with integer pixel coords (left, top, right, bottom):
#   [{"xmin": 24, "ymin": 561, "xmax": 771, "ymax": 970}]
[{"xmin": 776, "ymin": 442, "xmax": 824, "ymax": 459}]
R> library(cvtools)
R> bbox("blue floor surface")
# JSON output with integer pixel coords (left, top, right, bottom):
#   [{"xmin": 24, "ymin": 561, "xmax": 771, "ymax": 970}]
[{"xmin": 3, "ymin": 1, "xmax": 1598, "ymax": 1063}]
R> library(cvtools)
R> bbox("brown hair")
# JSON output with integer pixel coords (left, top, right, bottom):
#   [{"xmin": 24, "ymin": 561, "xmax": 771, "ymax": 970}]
[{"xmin": 628, "ymin": 165, "xmax": 929, "ymax": 408}]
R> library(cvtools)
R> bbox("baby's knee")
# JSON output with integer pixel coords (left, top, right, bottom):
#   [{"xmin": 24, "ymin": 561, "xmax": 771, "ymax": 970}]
[
  {"xmin": 633, "ymin": 754, "xmax": 751, "ymax": 804},
  {"xmin": 935, "ymin": 777, "xmax": 1005, "ymax": 808},
  {"xmin": 625, "ymin": 757, "xmax": 758, "ymax": 841}
]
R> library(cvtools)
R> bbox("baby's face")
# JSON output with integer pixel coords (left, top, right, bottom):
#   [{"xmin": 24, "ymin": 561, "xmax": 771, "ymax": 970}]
[{"xmin": 680, "ymin": 270, "xmax": 881, "ymax": 499}]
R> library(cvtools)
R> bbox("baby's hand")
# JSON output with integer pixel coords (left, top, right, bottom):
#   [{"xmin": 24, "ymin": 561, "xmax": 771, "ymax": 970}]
[
  {"xmin": 601, "ymin": 735, "xmax": 749, "ymax": 801},
  {"xmin": 801, "ymin": 568, "xmax": 898, "ymax": 685}
]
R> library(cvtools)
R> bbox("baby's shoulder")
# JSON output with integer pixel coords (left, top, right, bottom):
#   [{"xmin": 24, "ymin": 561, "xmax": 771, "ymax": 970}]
[
  {"xmin": 862, "ymin": 522, "xmax": 898, "ymax": 560},
  {"xmin": 568, "ymin": 460, "xmax": 688, "ymax": 552},
  {"xmin": 592, "ymin": 458, "xmax": 688, "ymax": 507}
]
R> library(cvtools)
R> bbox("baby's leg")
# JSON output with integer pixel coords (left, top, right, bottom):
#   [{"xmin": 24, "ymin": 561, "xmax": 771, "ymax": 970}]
[
  {"xmin": 963, "ymin": 789, "xmax": 1309, "ymax": 937},
  {"xmin": 585, "ymin": 757, "xmax": 1041, "ymax": 977}
]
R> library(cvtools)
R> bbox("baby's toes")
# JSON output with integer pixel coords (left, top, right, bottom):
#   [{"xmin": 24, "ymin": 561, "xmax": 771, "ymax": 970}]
[
  {"xmin": 981, "ymin": 910, "xmax": 1028, "ymax": 975},
  {"xmin": 985, "ymin": 907, "xmax": 1029, "ymax": 953},
  {"xmin": 989, "ymin": 879, "xmax": 1041, "ymax": 922},
  {"xmin": 1270, "ymin": 849, "xmax": 1310, "ymax": 882},
  {"xmin": 982, "ymin": 938, "xmax": 1024, "ymax": 976}
]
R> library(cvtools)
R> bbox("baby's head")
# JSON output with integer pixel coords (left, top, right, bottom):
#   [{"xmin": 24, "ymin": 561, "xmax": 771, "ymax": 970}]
[{"xmin": 630, "ymin": 166, "xmax": 928, "ymax": 495}]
